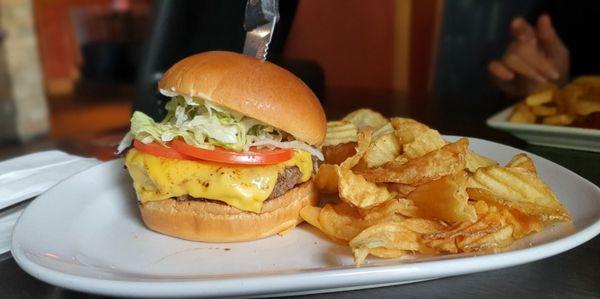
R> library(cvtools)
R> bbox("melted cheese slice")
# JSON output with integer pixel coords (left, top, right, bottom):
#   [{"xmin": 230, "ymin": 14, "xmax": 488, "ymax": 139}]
[{"xmin": 125, "ymin": 148, "xmax": 313, "ymax": 213}]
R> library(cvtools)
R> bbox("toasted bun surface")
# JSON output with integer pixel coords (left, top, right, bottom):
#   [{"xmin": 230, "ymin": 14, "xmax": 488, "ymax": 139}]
[
  {"xmin": 138, "ymin": 181, "xmax": 317, "ymax": 242},
  {"xmin": 158, "ymin": 51, "xmax": 326, "ymax": 145}
]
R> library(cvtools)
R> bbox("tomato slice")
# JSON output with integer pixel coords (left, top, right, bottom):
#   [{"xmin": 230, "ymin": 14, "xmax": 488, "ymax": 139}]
[
  {"xmin": 133, "ymin": 140, "xmax": 193, "ymax": 160},
  {"xmin": 171, "ymin": 139, "xmax": 292, "ymax": 165}
]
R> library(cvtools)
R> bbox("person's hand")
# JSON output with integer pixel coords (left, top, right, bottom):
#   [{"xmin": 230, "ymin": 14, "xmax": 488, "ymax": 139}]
[{"xmin": 488, "ymin": 14, "xmax": 569, "ymax": 97}]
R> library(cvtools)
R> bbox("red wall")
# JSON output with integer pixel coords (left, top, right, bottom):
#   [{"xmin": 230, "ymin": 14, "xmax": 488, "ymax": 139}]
[{"xmin": 283, "ymin": 0, "xmax": 396, "ymax": 90}]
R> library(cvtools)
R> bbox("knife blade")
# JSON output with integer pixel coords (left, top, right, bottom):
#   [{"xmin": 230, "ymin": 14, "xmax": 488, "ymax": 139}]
[{"xmin": 242, "ymin": 0, "xmax": 279, "ymax": 61}]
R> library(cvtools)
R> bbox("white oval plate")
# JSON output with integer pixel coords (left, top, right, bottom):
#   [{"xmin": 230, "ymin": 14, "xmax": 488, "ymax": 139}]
[{"xmin": 11, "ymin": 137, "xmax": 600, "ymax": 298}]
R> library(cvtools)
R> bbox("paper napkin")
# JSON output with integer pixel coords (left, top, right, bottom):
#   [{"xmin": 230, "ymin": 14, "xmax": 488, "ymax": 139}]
[{"xmin": 0, "ymin": 151, "xmax": 101, "ymax": 254}]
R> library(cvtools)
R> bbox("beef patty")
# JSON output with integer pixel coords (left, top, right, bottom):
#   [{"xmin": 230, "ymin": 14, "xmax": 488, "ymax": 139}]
[
  {"xmin": 267, "ymin": 166, "xmax": 303, "ymax": 199},
  {"xmin": 176, "ymin": 166, "xmax": 303, "ymax": 203}
]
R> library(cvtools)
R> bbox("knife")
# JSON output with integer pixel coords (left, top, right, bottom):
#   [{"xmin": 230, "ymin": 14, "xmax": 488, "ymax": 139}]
[{"xmin": 242, "ymin": 0, "xmax": 279, "ymax": 61}]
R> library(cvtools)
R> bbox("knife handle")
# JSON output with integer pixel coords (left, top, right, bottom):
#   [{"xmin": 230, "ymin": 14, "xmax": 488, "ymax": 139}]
[{"xmin": 244, "ymin": 0, "xmax": 279, "ymax": 31}]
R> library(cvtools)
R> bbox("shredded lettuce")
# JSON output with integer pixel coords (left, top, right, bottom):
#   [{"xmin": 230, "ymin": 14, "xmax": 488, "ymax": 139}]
[{"xmin": 117, "ymin": 95, "xmax": 323, "ymax": 160}]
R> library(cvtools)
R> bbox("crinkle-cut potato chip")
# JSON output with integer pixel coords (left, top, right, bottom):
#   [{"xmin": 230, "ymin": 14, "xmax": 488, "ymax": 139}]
[
  {"xmin": 315, "ymin": 164, "xmax": 339, "ymax": 193},
  {"xmin": 349, "ymin": 221, "xmax": 422, "ymax": 266},
  {"xmin": 469, "ymin": 165, "xmax": 569, "ymax": 214},
  {"xmin": 509, "ymin": 103, "xmax": 536, "ymax": 124},
  {"xmin": 304, "ymin": 110, "xmax": 571, "ymax": 265},
  {"xmin": 343, "ymin": 109, "xmax": 389, "ymax": 130},
  {"xmin": 408, "ymin": 172, "xmax": 477, "ymax": 223},
  {"xmin": 349, "ymin": 218, "xmax": 446, "ymax": 265},
  {"xmin": 467, "ymin": 165, "xmax": 571, "ymax": 222},
  {"xmin": 391, "ymin": 117, "xmax": 430, "ymax": 144},
  {"xmin": 421, "ymin": 201, "xmax": 535, "ymax": 254},
  {"xmin": 383, "ymin": 156, "xmax": 409, "ymax": 169},
  {"xmin": 358, "ymin": 198, "xmax": 413, "ymax": 224},
  {"xmin": 465, "ymin": 150, "xmax": 498, "ymax": 172},
  {"xmin": 319, "ymin": 202, "xmax": 368, "ymax": 242},
  {"xmin": 497, "ymin": 204, "xmax": 543, "ymax": 239},
  {"xmin": 394, "ymin": 198, "xmax": 420, "ymax": 217},
  {"xmin": 425, "ymin": 208, "xmax": 504, "ymax": 241},
  {"xmin": 322, "ymin": 142, "xmax": 357, "ymax": 165},
  {"xmin": 300, "ymin": 205, "xmax": 324, "ymax": 231},
  {"xmin": 422, "ymin": 208, "xmax": 506, "ymax": 253},
  {"xmin": 525, "ymin": 88, "xmax": 555, "ymax": 106},
  {"xmin": 340, "ymin": 130, "xmax": 372, "ymax": 170},
  {"xmin": 505, "ymin": 153, "xmax": 536, "ymax": 174},
  {"xmin": 399, "ymin": 218, "xmax": 447, "ymax": 234},
  {"xmin": 466, "ymin": 187, "xmax": 567, "ymax": 223},
  {"xmin": 402, "ymin": 129, "xmax": 446, "ymax": 159},
  {"xmin": 324, "ymin": 121, "xmax": 359, "ymax": 146},
  {"xmin": 461, "ymin": 225, "xmax": 514, "ymax": 252},
  {"xmin": 373, "ymin": 123, "xmax": 394, "ymax": 139},
  {"xmin": 385, "ymin": 183, "xmax": 416, "ymax": 198},
  {"xmin": 309, "ymin": 199, "xmax": 419, "ymax": 247},
  {"xmin": 362, "ymin": 132, "xmax": 401, "ymax": 168},
  {"xmin": 357, "ymin": 138, "xmax": 468, "ymax": 186},
  {"xmin": 423, "ymin": 239, "xmax": 458, "ymax": 253},
  {"xmin": 459, "ymin": 200, "xmax": 540, "ymax": 249},
  {"xmin": 337, "ymin": 166, "xmax": 394, "ymax": 208},
  {"xmin": 472, "ymin": 199, "xmax": 489, "ymax": 215}
]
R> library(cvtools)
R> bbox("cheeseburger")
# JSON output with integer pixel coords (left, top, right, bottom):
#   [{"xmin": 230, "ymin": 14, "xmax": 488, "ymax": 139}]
[{"xmin": 118, "ymin": 51, "xmax": 326, "ymax": 242}]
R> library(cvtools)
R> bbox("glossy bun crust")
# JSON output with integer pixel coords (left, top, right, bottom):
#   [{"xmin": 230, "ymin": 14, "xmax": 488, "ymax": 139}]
[
  {"xmin": 158, "ymin": 51, "xmax": 326, "ymax": 145},
  {"xmin": 137, "ymin": 181, "xmax": 317, "ymax": 242}
]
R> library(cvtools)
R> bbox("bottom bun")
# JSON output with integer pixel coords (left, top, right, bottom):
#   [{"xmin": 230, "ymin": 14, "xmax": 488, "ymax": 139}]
[{"xmin": 138, "ymin": 180, "xmax": 317, "ymax": 242}]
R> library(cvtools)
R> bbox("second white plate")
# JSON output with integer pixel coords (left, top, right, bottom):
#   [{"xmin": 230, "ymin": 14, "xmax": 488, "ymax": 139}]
[
  {"xmin": 11, "ymin": 137, "xmax": 600, "ymax": 297},
  {"xmin": 487, "ymin": 104, "xmax": 600, "ymax": 152}
]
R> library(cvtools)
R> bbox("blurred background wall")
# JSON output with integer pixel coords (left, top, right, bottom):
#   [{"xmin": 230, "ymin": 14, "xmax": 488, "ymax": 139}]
[
  {"xmin": 0, "ymin": 0, "xmax": 547, "ymax": 149},
  {"xmin": 28, "ymin": 0, "xmax": 149, "ymax": 143},
  {"xmin": 283, "ymin": 0, "xmax": 397, "ymax": 90},
  {"xmin": 0, "ymin": 0, "xmax": 48, "ymax": 142}
]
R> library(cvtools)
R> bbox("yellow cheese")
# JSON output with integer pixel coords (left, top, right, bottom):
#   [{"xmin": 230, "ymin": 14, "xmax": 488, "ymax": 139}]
[{"xmin": 125, "ymin": 148, "xmax": 313, "ymax": 213}]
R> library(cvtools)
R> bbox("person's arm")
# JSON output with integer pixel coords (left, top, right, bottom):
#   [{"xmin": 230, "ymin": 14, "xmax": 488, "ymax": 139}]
[{"xmin": 488, "ymin": 14, "xmax": 570, "ymax": 98}]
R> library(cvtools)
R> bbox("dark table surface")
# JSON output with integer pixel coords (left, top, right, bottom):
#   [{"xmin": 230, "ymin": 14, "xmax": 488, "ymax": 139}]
[{"xmin": 0, "ymin": 89, "xmax": 598, "ymax": 298}]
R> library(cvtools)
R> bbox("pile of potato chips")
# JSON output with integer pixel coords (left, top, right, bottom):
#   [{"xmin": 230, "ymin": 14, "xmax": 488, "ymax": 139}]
[
  {"xmin": 304, "ymin": 109, "xmax": 571, "ymax": 266},
  {"xmin": 508, "ymin": 76, "xmax": 600, "ymax": 128}
]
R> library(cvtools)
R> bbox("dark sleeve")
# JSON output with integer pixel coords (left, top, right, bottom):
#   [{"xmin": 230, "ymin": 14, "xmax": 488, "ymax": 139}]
[{"xmin": 544, "ymin": 1, "xmax": 600, "ymax": 77}]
